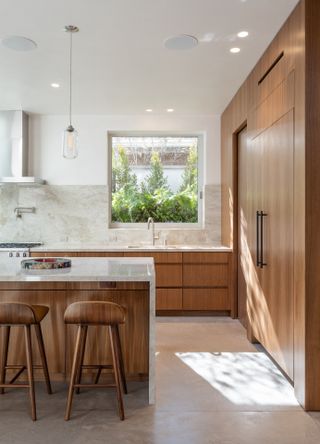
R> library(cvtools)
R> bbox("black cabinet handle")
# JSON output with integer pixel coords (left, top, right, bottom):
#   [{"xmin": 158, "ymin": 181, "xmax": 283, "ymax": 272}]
[
  {"xmin": 256, "ymin": 211, "xmax": 261, "ymax": 267},
  {"xmin": 260, "ymin": 212, "xmax": 268, "ymax": 268}
]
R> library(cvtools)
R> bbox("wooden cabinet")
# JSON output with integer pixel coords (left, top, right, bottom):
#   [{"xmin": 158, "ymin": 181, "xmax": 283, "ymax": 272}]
[
  {"xmin": 156, "ymin": 289, "xmax": 183, "ymax": 310},
  {"xmin": 182, "ymin": 252, "xmax": 232, "ymax": 313},
  {"xmin": 32, "ymin": 250, "xmax": 233, "ymax": 314},
  {"xmin": 0, "ymin": 281, "xmax": 149, "ymax": 381},
  {"xmin": 183, "ymin": 289, "xmax": 229, "ymax": 311}
]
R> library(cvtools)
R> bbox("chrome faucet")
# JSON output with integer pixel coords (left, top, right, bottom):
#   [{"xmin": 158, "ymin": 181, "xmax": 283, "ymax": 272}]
[{"xmin": 147, "ymin": 217, "xmax": 159, "ymax": 246}]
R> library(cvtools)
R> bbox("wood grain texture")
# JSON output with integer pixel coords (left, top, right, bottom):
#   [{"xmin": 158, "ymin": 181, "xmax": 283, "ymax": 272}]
[
  {"xmin": 248, "ymin": 111, "xmax": 294, "ymax": 379},
  {"xmin": 237, "ymin": 127, "xmax": 248, "ymax": 328},
  {"xmin": 155, "ymin": 264, "xmax": 182, "ymax": 287},
  {"xmin": 0, "ymin": 285, "xmax": 149, "ymax": 381},
  {"xmin": 28, "ymin": 251, "xmax": 232, "ymax": 313},
  {"xmin": 305, "ymin": 0, "xmax": 320, "ymax": 410},
  {"xmin": 221, "ymin": 0, "xmax": 310, "ymax": 407},
  {"xmin": 183, "ymin": 289, "xmax": 230, "ymax": 311},
  {"xmin": 183, "ymin": 264, "xmax": 228, "ymax": 287},
  {"xmin": 182, "ymin": 252, "xmax": 229, "ymax": 264},
  {"xmin": 156, "ymin": 289, "xmax": 183, "ymax": 310}
]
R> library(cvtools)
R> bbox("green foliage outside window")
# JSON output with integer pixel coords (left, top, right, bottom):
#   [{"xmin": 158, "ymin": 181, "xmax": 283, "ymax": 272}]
[{"xmin": 111, "ymin": 145, "xmax": 198, "ymax": 223}]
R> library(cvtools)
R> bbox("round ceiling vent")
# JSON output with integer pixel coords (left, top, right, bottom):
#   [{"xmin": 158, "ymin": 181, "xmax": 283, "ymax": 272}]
[
  {"xmin": 1, "ymin": 36, "xmax": 37, "ymax": 51},
  {"xmin": 164, "ymin": 34, "xmax": 198, "ymax": 51}
]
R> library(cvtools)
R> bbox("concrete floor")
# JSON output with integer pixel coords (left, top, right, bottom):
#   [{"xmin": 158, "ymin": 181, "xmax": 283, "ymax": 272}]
[{"xmin": 1, "ymin": 317, "xmax": 320, "ymax": 444}]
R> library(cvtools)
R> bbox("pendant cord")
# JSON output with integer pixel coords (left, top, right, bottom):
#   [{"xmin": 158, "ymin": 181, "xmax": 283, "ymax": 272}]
[{"xmin": 69, "ymin": 30, "xmax": 72, "ymax": 127}]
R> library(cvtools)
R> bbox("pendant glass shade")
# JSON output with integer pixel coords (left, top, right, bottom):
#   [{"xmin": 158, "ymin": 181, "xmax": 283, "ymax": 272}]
[
  {"xmin": 62, "ymin": 25, "xmax": 79, "ymax": 159},
  {"xmin": 63, "ymin": 125, "xmax": 78, "ymax": 159}
]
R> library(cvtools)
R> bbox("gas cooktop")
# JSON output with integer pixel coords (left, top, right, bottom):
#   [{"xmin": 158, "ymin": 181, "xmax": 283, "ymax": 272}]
[{"xmin": 0, "ymin": 242, "xmax": 43, "ymax": 249}]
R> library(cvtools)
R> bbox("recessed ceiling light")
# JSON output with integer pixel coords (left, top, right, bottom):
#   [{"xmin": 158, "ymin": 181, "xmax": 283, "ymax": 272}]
[
  {"xmin": 145, "ymin": 109, "xmax": 153, "ymax": 112},
  {"xmin": 237, "ymin": 31, "xmax": 249, "ymax": 38},
  {"xmin": 167, "ymin": 108, "xmax": 174, "ymax": 113},
  {"xmin": 1, "ymin": 35, "xmax": 37, "ymax": 51},
  {"xmin": 230, "ymin": 47, "xmax": 241, "ymax": 53},
  {"xmin": 164, "ymin": 35, "xmax": 198, "ymax": 51},
  {"xmin": 51, "ymin": 83, "xmax": 60, "ymax": 88}
]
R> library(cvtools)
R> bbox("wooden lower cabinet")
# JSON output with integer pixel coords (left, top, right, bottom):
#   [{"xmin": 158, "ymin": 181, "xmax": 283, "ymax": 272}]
[
  {"xmin": 183, "ymin": 289, "xmax": 230, "ymax": 311},
  {"xmin": 156, "ymin": 289, "xmax": 182, "ymax": 310},
  {"xmin": 31, "ymin": 251, "xmax": 233, "ymax": 315},
  {"xmin": 183, "ymin": 264, "xmax": 229, "ymax": 287}
]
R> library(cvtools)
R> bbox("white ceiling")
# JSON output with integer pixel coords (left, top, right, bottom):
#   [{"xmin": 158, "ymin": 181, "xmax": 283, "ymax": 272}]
[{"xmin": 0, "ymin": 0, "xmax": 299, "ymax": 115}]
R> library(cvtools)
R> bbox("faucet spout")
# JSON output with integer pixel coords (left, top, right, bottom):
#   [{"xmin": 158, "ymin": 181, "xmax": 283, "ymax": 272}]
[{"xmin": 147, "ymin": 217, "xmax": 158, "ymax": 246}]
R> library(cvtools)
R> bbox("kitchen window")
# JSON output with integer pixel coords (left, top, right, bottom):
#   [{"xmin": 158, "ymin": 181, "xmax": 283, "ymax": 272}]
[{"xmin": 109, "ymin": 133, "xmax": 203, "ymax": 227}]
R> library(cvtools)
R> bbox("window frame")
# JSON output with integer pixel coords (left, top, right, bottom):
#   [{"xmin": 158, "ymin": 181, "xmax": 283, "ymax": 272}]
[{"xmin": 107, "ymin": 131, "xmax": 204, "ymax": 229}]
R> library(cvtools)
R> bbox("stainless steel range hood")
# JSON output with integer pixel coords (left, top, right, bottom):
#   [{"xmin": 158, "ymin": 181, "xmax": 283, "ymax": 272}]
[{"xmin": 0, "ymin": 110, "xmax": 45, "ymax": 184}]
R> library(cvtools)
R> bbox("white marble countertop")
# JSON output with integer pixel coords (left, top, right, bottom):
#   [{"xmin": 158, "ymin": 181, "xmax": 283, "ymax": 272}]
[
  {"xmin": 30, "ymin": 243, "xmax": 232, "ymax": 253},
  {"xmin": 0, "ymin": 257, "xmax": 155, "ymax": 282}
]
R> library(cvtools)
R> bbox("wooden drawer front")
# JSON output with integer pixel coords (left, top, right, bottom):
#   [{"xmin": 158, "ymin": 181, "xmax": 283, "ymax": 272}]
[
  {"xmin": 124, "ymin": 252, "xmax": 182, "ymax": 263},
  {"xmin": 183, "ymin": 289, "xmax": 230, "ymax": 310},
  {"xmin": 156, "ymin": 264, "xmax": 182, "ymax": 287},
  {"xmin": 183, "ymin": 264, "xmax": 228, "ymax": 287},
  {"xmin": 156, "ymin": 289, "xmax": 183, "ymax": 310},
  {"xmin": 183, "ymin": 252, "xmax": 230, "ymax": 264}
]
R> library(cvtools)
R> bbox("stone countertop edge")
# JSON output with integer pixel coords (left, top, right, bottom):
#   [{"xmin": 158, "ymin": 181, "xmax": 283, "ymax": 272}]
[
  {"xmin": 0, "ymin": 257, "xmax": 155, "ymax": 282},
  {"xmin": 30, "ymin": 245, "xmax": 232, "ymax": 253}
]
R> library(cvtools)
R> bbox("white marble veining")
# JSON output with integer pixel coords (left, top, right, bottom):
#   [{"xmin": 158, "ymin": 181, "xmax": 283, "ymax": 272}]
[
  {"xmin": 0, "ymin": 184, "xmax": 221, "ymax": 245},
  {"xmin": 0, "ymin": 257, "xmax": 154, "ymax": 282},
  {"xmin": 0, "ymin": 256, "xmax": 156, "ymax": 404},
  {"xmin": 30, "ymin": 243, "xmax": 232, "ymax": 253}
]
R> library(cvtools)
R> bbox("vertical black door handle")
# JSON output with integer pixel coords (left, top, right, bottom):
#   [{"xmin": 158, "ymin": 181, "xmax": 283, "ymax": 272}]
[
  {"xmin": 260, "ymin": 211, "xmax": 268, "ymax": 268},
  {"xmin": 256, "ymin": 211, "xmax": 261, "ymax": 267}
]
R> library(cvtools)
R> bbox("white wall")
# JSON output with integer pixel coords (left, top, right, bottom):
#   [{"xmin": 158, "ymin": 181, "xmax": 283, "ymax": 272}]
[{"xmin": 29, "ymin": 114, "xmax": 221, "ymax": 186}]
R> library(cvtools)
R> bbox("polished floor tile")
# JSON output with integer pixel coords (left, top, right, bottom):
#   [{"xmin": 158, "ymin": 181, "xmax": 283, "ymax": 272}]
[{"xmin": 0, "ymin": 317, "xmax": 320, "ymax": 444}]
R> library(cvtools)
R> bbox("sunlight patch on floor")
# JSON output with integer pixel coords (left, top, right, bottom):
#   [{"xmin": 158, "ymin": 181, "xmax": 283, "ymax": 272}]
[{"xmin": 175, "ymin": 352, "xmax": 299, "ymax": 407}]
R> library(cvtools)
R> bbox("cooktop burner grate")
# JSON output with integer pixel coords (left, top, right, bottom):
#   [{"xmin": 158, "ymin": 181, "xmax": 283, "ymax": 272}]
[{"xmin": 0, "ymin": 242, "xmax": 43, "ymax": 249}]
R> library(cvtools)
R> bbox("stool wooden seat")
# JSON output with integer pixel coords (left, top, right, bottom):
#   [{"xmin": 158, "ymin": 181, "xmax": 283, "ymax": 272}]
[
  {"xmin": 64, "ymin": 301, "xmax": 127, "ymax": 421},
  {"xmin": 0, "ymin": 302, "xmax": 52, "ymax": 421}
]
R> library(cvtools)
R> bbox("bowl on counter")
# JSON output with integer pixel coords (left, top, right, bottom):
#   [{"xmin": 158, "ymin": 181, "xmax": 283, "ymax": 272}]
[{"xmin": 21, "ymin": 257, "xmax": 72, "ymax": 271}]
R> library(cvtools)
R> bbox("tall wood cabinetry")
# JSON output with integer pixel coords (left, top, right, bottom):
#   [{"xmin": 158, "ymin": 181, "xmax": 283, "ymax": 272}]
[
  {"xmin": 240, "ymin": 106, "xmax": 294, "ymax": 379},
  {"xmin": 222, "ymin": 0, "xmax": 320, "ymax": 410}
]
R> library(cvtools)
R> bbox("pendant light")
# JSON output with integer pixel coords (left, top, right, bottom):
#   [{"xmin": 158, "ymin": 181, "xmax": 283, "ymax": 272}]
[{"xmin": 62, "ymin": 25, "xmax": 79, "ymax": 159}]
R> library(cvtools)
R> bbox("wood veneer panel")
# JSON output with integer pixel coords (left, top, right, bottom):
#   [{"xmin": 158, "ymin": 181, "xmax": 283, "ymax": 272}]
[
  {"xmin": 293, "ymin": 0, "xmax": 306, "ymax": 408},
  {"xmin": 183, "ymin": 289, "xmax": 230, "ymax": 311},
  {"xmin": 183, "ymin": 252, "xmax": 229, "ymax": 264},
  {"xmin": 183, "ymin": 264, "xmax": 228, "ymax": 287},
  {"xmin": 156, "ymin": 289, "xmax": 182, "ymax": 310},
  {"xmin": 221, "ymin": 0, "xmax": 307, "ymax": 406},
  {"xmin": 305, "ymin": 0, "xmax": 320, "ymax": 410},
  {"xmin": 0, "ymin": 285, "xmax": 150, "ymax": 381},
  {"xmin": 249, "ymin": 70, "xmax": 295, "ymax": 139},
  {"xmin": 156, "ymin": 264, "xmax": 182, "ymax": 287}
]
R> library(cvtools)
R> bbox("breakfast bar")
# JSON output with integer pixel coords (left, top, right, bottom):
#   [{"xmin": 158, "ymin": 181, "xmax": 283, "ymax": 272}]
[{"xmin": 0, "ymin": 257, "xmax": 156, "ymax": 404}]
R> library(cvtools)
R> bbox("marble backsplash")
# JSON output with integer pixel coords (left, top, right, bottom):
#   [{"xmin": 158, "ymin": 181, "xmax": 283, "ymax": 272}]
[{"xmin": 0, "ymin": 184, "xmax": 221, "ymax": 245}]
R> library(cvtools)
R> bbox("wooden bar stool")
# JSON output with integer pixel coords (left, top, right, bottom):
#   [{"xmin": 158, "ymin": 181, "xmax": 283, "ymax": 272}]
[
  {"xmin": 64, "ymin": 301, "xmax": 127, "ymax": 421},
  {"xmin": 0, "ymin": 302, "xmax": 52, "ymax": 421}
]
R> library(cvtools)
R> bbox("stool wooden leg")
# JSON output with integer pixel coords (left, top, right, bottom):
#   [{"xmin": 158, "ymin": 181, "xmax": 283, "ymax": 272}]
[
  {"xmin": 115, "ymin": 325, "xmax": 128, "ymax": 394},
  {"xmin": 75, "ymin": 325, "xmax": 87, "ymax": 394},
  {"xmin": 65, "ymin": 325, "xmax": 85, "ymax": 421},
  {"xmin": 0, "ymin": 326, "xmax": 10, "ymax": 395},
  {"xmin": 109, "ymin": 325, "xmax": 125, "ymax": 421},
  {"xmin": 24, "ymin": 325, "xmax": 36, "ymax": 421},
  {"xmin": 34, "ymin": 323, "xmax": 52, "ymax": 395}
]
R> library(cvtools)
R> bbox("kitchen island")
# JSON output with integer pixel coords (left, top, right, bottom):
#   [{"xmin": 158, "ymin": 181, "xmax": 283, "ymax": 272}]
[{"xmin": 0, "ymin": 257, "xmax": 155, "ymax": 403}]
